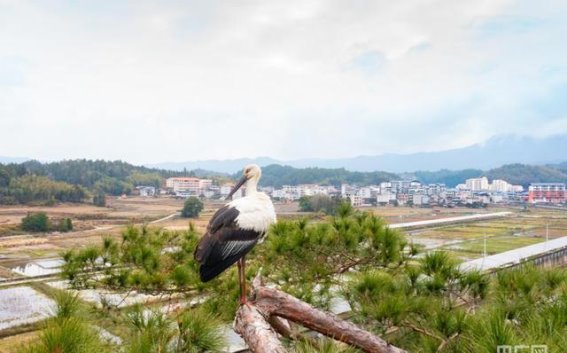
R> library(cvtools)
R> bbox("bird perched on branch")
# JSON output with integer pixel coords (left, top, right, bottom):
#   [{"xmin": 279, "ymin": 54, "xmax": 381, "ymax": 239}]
[{"xmin": 194, "ymin": 164, "xmax": 276, "ymax": 304}]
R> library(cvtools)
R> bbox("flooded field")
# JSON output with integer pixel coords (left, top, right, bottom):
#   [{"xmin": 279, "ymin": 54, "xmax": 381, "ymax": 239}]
[
  {"xmin": 11, "ymin": 258, "xmax": 63, "ymax": 277},
  {"xmin": 47, "ymin": 280, "xmax": 165, "ymax": 309},
  {"xmin": 0, "ymin": 287, "xmax": 54, "ymax": 331}
]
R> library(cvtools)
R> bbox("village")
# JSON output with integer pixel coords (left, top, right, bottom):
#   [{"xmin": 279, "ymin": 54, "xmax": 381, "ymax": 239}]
[{"xmin": 142, "ymin": 176, "xmax": 567, "ymax": 208}]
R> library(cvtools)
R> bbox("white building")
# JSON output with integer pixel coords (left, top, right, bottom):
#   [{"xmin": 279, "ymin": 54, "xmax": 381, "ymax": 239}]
[
  {"xmin": 166, "ymin": 177, "xmax": 201, "ymax": 194},
  {"xmin": 199, "ymin": 179, "xmax": 213, "ymax": 190},
  {"xmin": 358, "ymin": 187, "xmax": 372, "ymax": 199},
  {"xmin": 166, "ymin": 177, "xmax": 214, "ymax": 195},
  {"xmin": 465, "ymin": 177, "xmax": 489, "ymax": 191},
  {"xmin": 136, "ymin": 186, "xmax": 156, "ymax": 197},
  {"xmin": 345, "ymin": 193, "xmax": 363, "ymax": 207},
  {"xmin": 412, "ymin": 194, "xmax": 430, "ymax": 206},
  {"xmin": 271, "ymin": 189, "xmax": 287, "ymax": 199},
  {"xmin": 376, "ymin": 193, "xmax": 396, "ymax": 204}
]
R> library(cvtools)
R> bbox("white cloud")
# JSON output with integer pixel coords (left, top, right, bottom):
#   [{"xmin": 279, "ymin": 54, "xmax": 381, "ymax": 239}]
[{"xmin": 0, "ymin": 0, "xmax": 566, "ymax": 163}]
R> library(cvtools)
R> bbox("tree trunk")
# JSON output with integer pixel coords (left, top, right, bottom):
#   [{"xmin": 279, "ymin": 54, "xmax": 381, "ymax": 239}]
[{"xmin": 233, "ymin": 275, "xmax": 409, "ymax": 353}]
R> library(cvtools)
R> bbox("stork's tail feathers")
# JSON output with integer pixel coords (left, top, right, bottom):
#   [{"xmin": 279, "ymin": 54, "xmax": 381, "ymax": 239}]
[{"xmin": 199, "ymin": 253, "xmax": 242, "ymax": 282}]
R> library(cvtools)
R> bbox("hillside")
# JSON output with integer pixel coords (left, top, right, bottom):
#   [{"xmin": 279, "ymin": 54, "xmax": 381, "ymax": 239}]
[
  {"xmin": 408, "ymin": 169, "xmax": 484, "ymax": 188},
  {"xmin": 244, "ymin": 164, "xmax": 399, "ymax": 188},
  {"xmin": 0, "ymin": 160, "xmax": 222, "ymax": 205},
  {"xmin": 484, "ymin": 163, "xmax": 567, "ymax": 187},
  {"xmin": 407, "ymin": 164, "xmax": 567, "ymax": 188}
]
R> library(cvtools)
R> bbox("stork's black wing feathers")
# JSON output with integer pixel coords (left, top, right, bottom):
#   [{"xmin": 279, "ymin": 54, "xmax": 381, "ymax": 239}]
[
  {"xmin": 194, "ymin": 206, "xmax": 240, "ymax": 263},
  {"xmin": 208, "ymin": 206, "xmax": 240, "ymax": 233},
  {"xmin": 194, "ymin": 205, "xmax": 262, "ymax": 282},
  {"xmin": 198, "ymin": 228, "xmax": 259, "ymax": 282}
]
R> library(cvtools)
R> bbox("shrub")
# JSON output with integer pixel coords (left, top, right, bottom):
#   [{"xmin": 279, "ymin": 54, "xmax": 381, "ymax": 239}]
[
  {"xmin": 19, "ymin": 291, "xmax": 108, "ymax": 353},
  {"xmin": 21, "ymin": 212, "xmax": 50, "ymax": 232},
  {"xmin": 58, "ymin": 218, "xmax": 73, "ymax": 232},
  {"xmin": 298, "ymin": 195, "xmax": 341, "ymax": 214},
  {"xmin": 181, "ymin": 197, "xmax": 204, "ymax": 218}
]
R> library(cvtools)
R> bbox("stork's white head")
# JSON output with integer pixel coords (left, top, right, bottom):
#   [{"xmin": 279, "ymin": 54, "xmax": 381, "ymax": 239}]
[
  {"xmin": 226, "ymin": 164, "xmax": 262, "ymax": 199},
  {"xmin": 243, "ymin": 164, "xmax": 262, "ymax": 183}
]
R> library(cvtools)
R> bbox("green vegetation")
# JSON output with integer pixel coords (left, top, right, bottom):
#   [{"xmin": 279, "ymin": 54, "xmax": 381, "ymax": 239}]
[
  {"xmin": 0, "ymin": 175, "xmax": 87, "ymax": 205},
  {"xmin": 242, "ymin": 162, "xmax": 567, "ymax": 189},
  {"xmin": 58, "ymin": 218, "xmax": 73, "ymax": 232},
  {"xmin": 124, "ymin": 305, "xmax": 225, "ymax": 353},
  {"xmin": 449, "ymin": 235, "xmax": 543, "ymax": 255},
  {"xmin": 181, "ymin": 197, "xmax": 204, "ymax": 218},
  {"xmin": 0, "ymin": 160, "xmax": 182, "ymax": 205},
  {"xmin": 21, "ymin": 287, "xmax": 226, "ymax": 353},
  {"xmin": 298, "ymin": 195, "xmax": 342, "ymax": 214},
  {"xmin": 412, "ymin": 169, "xmax": 483, "ymax": 187},
  {"xmin": 411, "ymin": 163, "xmax": 567, "ymax": 188},
  {"xmin": 485, "ymin": 163, "xmax": 567, "ymax": 187},
  {"xmin": 20, "ymin": 212, "xmax": 73, "ymax": 233},
  {"xmin": 21, "ymin": 212, "xmax": 50, "ymax": 232},
  {"xmin": 250, "ymin": 164, "xmax": 398, "ymax": 187},
  {"xmin": 19, "ymin": 291, "xmax": 109, "ymax": 353}
]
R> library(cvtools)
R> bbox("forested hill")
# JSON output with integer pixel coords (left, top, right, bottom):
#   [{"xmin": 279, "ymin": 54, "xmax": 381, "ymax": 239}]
[
  {"xmin": 0, "ymin": 159, "xmax": 220, "ymax": 205},
  {"xmin": 410, "ymin": 169, "xmax": 484, "ymax": 188},
  {"xmin": 410, "ymin": 163, "xmax": 567, "ymax": 188},
  {"xmin": 234, "ymin": 164, "xmax": 399, "ymax": 188},
  {"xmin": 484, "ymin": 163, "xmax": 567, "ymax": 187},
  {"xmin": 257, "ymin": 163, "xmax": 567, "ymax": 189}
]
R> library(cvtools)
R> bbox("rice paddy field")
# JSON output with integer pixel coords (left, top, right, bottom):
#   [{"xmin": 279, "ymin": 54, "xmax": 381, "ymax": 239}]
[{"xmin": 407, "ymin": 208, "xmax": 567, "ymax": 261}]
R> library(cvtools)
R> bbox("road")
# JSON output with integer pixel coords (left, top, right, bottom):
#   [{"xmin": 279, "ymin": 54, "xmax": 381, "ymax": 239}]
[{"xmin": 388, "ymin": 211, "xmax": 512, "ymax": 229}]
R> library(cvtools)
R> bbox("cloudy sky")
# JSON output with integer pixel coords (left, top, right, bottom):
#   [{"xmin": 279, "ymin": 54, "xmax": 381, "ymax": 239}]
[{"xmin": 0, "ymin": 0, "xmax": 566, "ymax": 164}]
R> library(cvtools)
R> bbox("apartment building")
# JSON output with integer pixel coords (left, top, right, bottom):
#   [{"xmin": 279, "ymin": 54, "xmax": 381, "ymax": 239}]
[
  {"xmin": 166, "ymin": 177, "xmax": 213, "ymax": 196},
  {"xmin": 528, "ymin": 183, "xmax": 566, "ymax": 204}
]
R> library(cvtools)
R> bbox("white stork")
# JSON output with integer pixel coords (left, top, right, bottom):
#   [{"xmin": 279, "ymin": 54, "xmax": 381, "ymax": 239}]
[{"xmin": 194, "ymin": 164, "xmax": 276, "ymax": 304}]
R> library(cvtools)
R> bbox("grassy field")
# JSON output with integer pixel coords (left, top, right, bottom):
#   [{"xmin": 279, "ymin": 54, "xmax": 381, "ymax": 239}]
[{"xmin": 408, "ymin": 208, "xmax": 567, "ymax": 261}]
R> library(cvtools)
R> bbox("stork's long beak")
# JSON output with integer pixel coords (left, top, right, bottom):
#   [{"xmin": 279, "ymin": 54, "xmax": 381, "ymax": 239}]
[{"xmin": 227, "ymin": 175, "xmax": 248, "ymax": 200}]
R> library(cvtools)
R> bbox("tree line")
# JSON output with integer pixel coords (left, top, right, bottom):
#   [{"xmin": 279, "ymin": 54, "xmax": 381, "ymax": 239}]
[
  {"xmin": 412, "ymin": 163, "xmax": 567, "ymax": 188},
  {"xmin": 234, "ymin": 162, "xmax": 567, "ymax": 189},
  {"xmin": 239, "ymin": 164, "xmax": 399, "ymax": 188},
  {"xmin": 0, "ymin": 160, "xmax": 189, "ymax": 205}
]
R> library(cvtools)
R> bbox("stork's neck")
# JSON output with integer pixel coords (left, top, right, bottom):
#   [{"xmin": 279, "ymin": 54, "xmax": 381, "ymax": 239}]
[{"xmin": 245, "ymin": 178, "xmax": 258, "ymax": 195}]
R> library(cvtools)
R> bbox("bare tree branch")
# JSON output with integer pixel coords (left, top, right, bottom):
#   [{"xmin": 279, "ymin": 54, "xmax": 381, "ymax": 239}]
[
  {"xmin": 238, "ymin": 275, "xmax": 409, "ymax": 353},
  {"xmin": 234, "ymin": 304, "xmax": 287, "ymax": 353}
]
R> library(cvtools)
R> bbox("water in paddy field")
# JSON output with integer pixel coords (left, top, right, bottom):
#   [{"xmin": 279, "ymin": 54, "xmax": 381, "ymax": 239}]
[
  {"xmin": 0, "ymin": 286, "xmax": 55, "ymax": 330},
  {"xmin": 47, "ymin": 280, "xmax": 165, "ymax": 309},
  {"xmin": 93, "ymin": 326, "xmax": 123, "ymax": 345},
  {"xmin": 10, "ymin": 258, "xmax": 63, "ymax": 277}
]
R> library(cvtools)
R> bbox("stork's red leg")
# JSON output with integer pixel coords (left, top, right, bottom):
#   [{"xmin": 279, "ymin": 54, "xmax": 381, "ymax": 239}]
[{"xmin": 237, "ymin": 256, "xmax": 247, "ymax": 304}]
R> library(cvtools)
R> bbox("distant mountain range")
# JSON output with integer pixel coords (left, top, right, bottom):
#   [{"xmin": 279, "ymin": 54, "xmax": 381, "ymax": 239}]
[
  {"xmin": 0, "ymin": 155, "xmax": 30, "ymax": 164},
  {"xmin": 148, "ymin": 134, "xmax": 567, "ymax": 173},
  {"xmin": 2, "ymin": 152, "xmax": 567, "ymax": 189}
]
